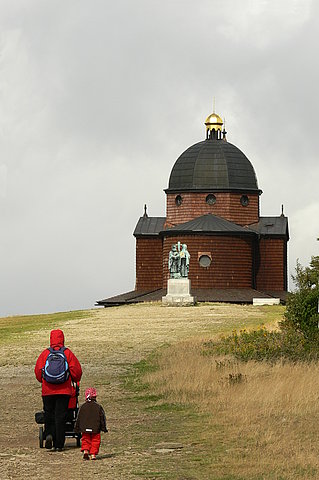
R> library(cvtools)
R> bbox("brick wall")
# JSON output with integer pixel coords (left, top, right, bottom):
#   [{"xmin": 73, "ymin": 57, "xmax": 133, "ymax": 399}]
[
  {"xmin": 135, "ymin": 234, "xmax": 287, "ymax": 293},
  {"xmin": 163, "ymin": 235, "xmax": 253, "ymax": 288},
  {"xmin": 135, "ymin": 237, "xmax": 163, "ymax": 290},
  {"xmin": 256, "ymin": 238, "xmax": 287, "ymax": 291},
  {"xmin": 166, "ymin": 192, "xmax": 260, "ymax": 227}
]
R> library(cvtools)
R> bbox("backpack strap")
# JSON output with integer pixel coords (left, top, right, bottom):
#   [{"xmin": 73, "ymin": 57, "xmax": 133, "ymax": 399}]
[{"xmin": 47, "ymin": 346, "xmax": 67, "ymax": 353}]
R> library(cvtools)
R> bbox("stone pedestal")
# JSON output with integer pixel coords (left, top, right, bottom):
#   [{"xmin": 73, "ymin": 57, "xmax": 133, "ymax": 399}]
[{"xmin": 162, "ymin": 278, "xmax": 195, "ymax": 306}]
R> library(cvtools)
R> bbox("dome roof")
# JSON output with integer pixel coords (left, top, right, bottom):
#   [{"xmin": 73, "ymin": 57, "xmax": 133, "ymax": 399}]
[{"xmin": 167, "ymin": 140, "xmax": 260, "ymax": 193}]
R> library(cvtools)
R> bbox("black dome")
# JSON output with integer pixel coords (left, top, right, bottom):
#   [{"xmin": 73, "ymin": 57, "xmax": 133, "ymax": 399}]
[{"xmin": 167, "ymin": 140, "xmax": 260, "ymax": 193}]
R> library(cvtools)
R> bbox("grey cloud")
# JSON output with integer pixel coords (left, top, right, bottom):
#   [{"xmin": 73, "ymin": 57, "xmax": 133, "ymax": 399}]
[{"xmin": 0, "ymin": 0, "xmax": 318, "ymax": 315}]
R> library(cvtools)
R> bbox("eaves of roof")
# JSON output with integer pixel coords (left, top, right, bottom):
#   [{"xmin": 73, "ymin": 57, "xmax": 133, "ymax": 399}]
[
  {"xmin": 249, "ymin": 216, "xmax": 289, "ymax": 240},
  {"xmin": 133, "ymin": 217, "xmax": 166, "ymax": 237},
  {"xmin": 133, "ymin": 214, "xmax": 289, "ymax": 240},
  {"xmin": 161, "ymin": 213, "xmax": 256, "ymax": 237}
]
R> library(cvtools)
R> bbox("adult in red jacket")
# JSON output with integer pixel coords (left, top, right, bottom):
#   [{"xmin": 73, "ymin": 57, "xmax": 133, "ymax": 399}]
[{"xmin": 35, "ymin": 329, "xmax": 82, "ymax": 450}]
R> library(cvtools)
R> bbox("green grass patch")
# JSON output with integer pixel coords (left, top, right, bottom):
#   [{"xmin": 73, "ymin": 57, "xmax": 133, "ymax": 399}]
[
  {"xmin": 124, "ymin": 351, "xmax": 163, "ymax": 393},
  {"xmin": 145, "ymin": 402, "xmax": 186, "ymax": 412},
  {"xmin": 130, "ymin": 394, "xmax": 164, "ymax": 403},
  {"xmin": 0, "ymin": 310, "xmax": 89, "ymax": 344}
]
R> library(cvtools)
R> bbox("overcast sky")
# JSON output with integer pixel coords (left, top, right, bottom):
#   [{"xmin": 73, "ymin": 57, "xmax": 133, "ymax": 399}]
[{"xmin": 0, "ymin": 0, "xmax": 318, "ymax": 317}]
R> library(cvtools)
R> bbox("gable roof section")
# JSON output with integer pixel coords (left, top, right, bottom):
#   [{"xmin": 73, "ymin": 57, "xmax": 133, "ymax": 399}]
[
  {"xmin": 162, "ymin": 213, "xmax": 255, "ymax": 236},
  {"xmin": 133, "ymin": 217, "xmax": 166, "ymax": 237},
  {"xmin": 133, "ymin": 214, "xmax": 289, "ymax": 239},
  {"xmin": 249, "ymin": 216, "xmax": 289, "ymax": 239}
]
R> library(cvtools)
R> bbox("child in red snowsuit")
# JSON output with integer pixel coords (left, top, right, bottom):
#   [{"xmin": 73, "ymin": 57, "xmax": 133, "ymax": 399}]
[{"xmin": 74, "ymin": 387, "xmax": 108, "ymax": 460}]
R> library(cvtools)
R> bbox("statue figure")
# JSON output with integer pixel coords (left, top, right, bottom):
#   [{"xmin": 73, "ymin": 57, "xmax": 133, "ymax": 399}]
[
  {"xmin": 169, "ymin": 244, "xmax": 181, "ymax": 278},
  {"xmin": 179, "ymin": 243, "xmax": 190, "ymax": 277},
  {"xmin": 168, "ymin": 242, "xmax": 190, "ymax": 278}
]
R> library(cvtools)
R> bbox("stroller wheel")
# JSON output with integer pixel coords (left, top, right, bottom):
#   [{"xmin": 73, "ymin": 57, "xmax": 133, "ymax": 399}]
[{"xmin": 39, "ymin": 426, "xmax": 44, "ymax": 448}]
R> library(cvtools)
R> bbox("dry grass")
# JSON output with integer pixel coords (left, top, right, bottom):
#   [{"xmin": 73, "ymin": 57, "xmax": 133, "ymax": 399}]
[
  {"xmin": 0, "ymin": 302, "xmax": 293, "ymax": 479},
  {"xmin": 145, "ymin": 339, "xmax": 319, "ymax": 478}
]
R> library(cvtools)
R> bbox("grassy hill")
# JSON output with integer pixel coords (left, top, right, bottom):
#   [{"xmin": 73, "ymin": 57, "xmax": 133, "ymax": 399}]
[{"xmin": 1, "ymin": 302, "xmax": 317, "ymax": 479}]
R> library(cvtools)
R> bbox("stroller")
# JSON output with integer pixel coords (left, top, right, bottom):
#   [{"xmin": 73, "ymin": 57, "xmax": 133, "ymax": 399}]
[{"xmin": 35, "ymin": 382, "xmax": 81, "ymax": 448}]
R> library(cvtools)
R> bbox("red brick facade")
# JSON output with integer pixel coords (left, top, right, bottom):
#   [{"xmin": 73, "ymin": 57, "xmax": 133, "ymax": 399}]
[
  {"xmin": 135, "ymin": 237, "xmax": 163, "ymax": 290},
  {"xmin": 163, "ymin": 235, "xmax": 254, "ymax": 288},
  {"xmin": 135, "ymin": 235, "xmax": 288, "ymax": 293},
  {"xmin": 166, "ymin": 192, "xmax": 260, "ymax": 227},
  {"xmin": 256, "ymin": 238, "xmax": 287, "ymax": 291}
]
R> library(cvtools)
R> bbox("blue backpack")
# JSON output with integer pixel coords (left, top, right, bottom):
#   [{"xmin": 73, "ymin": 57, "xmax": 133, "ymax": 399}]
[{"xmin": 42, "ymin": 347, "xmax": 69, "ymax": 384}]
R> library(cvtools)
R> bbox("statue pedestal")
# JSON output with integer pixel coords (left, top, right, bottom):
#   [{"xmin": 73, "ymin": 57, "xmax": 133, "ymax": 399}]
[{"xmin": 162, "ymin": 278, "xmax": 195, "ymax": 306}]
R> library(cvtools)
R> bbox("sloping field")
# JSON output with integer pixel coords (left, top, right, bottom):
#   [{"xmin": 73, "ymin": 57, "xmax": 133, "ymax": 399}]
[{"xmin": 0, "ymin": 303, "xmax": 288, "ymax": 479}]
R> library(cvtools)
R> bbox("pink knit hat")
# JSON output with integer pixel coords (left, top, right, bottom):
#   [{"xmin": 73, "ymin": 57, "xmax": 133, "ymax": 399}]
[{"xmin": 85, "ymin": 387, "xmax": 97, "ymax": 401}]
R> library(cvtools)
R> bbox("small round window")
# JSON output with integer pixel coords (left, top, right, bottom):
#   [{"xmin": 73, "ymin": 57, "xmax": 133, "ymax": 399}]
[
  {"xmin": 175, "ymin": 195, "xmax": 182, "ymax": 206},
  {"xmin": 199, "ymin": 255, "xmax": 212, "ymax": 268},
  {"xmin": 206, "ymin": 194, "xmax": 216, "ymax": 206},
  {"xmin": 240, "ymin": 195, "xmax": 249, "ymax": 207}
]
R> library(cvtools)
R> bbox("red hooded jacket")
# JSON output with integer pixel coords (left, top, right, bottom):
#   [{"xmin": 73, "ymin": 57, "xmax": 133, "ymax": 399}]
[{"xmin": 34, "ymin": 329, "xmax": 82, "ymax": 397}]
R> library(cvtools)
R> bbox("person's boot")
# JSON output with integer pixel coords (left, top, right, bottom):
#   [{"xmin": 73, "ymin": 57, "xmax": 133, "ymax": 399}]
[{"xmin": 45, "ymin": 434, "xmax": 53, "ymax": 449}]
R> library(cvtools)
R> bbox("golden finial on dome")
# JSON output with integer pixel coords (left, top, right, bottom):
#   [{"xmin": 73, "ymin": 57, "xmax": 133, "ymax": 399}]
[
  {"xmin": 205, "ymin": 98, "xmax": 223, "ymax": 136},
  {"xmin": 205, "ymin": 112, "xmax": 223, "ymax": 131},
  {"xmin": 205, "ymin": 105, "xmax": 223, "ymax": 139}
]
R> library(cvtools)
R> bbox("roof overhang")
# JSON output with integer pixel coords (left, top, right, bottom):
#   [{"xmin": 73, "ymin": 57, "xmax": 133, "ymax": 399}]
[
  {"xmin": 249, "ymin": 216, "xmax": 289, "ymax": 240},
  {"xmin": 160, "ymin": 213, "xmax": 257, "ymax": 237},
  {"xmin": 164, "ymin": 188, "xmax": 263, "ymax": 195},
  {"xmin": 133, "ymin": 215, "xmax": 289, "ymax": 240}
]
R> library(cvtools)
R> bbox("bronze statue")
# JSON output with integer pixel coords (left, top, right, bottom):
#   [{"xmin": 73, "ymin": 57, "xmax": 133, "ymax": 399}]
[
  {"xmin": 169, "ymin": 244, "xmax": 181, "ymax": 278},
  {"xmin": 168, "ymin": 242, "xmax": 190, "ymax": 278},
  {"xmin": 179, "ymin": 243, "xmax": 190, "ymax": 277}
]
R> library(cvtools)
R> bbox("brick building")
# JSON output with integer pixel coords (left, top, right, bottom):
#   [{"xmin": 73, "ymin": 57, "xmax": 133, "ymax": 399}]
[{"xmin": 97, "ymin": 111, "xmax": 289, "ymax": 306}]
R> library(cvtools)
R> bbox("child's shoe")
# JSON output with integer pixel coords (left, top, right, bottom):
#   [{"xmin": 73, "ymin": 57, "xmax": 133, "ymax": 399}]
[
  {"xmin": 91, "ymin": 454, "xmax": 96, "ymax": 460},
  {"xmin": 83, "ymin": 451, "xmax": 89, "ymax": 460}
]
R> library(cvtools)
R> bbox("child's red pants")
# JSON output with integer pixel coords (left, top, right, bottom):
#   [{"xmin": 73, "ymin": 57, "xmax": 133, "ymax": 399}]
[{"xmin": 81, "ymin": 432, "xmax": 101, "ymax": 455}]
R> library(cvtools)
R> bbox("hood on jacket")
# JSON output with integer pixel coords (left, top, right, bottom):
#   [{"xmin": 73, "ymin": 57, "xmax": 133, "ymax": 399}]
[{"xmin": 50, "ymin": 329, "xmax": 65, "ymax": 349}]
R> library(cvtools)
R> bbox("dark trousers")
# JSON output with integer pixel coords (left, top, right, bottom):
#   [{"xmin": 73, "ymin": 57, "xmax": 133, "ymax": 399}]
[{"xmin": 43, "ymin": 395, "xmax": 70, "ymax": 449}]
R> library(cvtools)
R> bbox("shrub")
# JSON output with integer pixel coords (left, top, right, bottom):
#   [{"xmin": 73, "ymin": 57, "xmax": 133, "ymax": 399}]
[
  {"xmin": 281, "ymin": 255, "xmax": 319, "ymax": 340},
  {"xmin": 203, "ymin": 258, "xmax": 319, "ymax": 364},
  {"xmin": 282, "ymin": 287, "xmax": 319, "ymax": 340},
  {"xmin": 203, "ymin": 327, "xmax": 319, "ymax": 363}
]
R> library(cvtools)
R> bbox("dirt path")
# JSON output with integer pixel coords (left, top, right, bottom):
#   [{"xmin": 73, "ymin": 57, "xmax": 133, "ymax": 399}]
[{"xmin": 0, "ymin": 303, "xmax": 280, "ymax": 479}]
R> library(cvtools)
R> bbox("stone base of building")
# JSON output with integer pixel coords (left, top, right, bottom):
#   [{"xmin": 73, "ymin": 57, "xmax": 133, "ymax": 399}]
[
  {"xmin": 253, "ymin": 297, "xmax": 280, "ymax": 306},
  {"xmin": 162, "ymin": 278, "xmax": 195, "ymax": 306}
]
